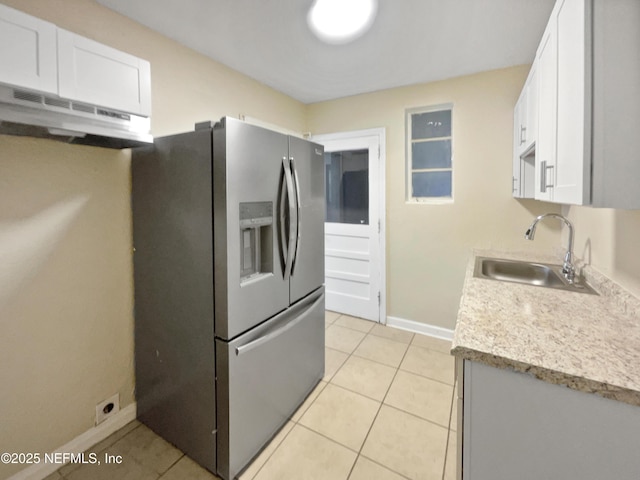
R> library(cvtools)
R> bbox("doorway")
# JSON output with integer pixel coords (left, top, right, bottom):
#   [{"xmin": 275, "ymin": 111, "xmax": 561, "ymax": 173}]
[{"xmin": 312, "ymin": 128, "xmax": 385, "ymax": 322}]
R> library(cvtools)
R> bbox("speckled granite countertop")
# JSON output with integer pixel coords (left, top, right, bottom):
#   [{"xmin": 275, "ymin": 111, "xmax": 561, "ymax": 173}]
[{"xmin": 452, "ymin": 250, "xmax": 640, "ymax": 407}]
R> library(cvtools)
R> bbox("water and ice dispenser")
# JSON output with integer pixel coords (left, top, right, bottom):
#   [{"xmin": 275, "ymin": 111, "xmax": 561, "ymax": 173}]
[{"xmin": 239, "ymin": 202, "xmax": 273, "ymax": 283}]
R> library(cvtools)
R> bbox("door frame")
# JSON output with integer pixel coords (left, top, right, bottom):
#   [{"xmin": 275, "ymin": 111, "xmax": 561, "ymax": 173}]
[{"xmin": 311, "ymin": 127, "xmax": 386, "ymax": 323}]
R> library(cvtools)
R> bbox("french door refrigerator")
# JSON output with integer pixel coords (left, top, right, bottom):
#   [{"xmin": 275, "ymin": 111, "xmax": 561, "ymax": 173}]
[{"xmin": 131, "ymin": 117, "xmax": 325, "ymax": 480}]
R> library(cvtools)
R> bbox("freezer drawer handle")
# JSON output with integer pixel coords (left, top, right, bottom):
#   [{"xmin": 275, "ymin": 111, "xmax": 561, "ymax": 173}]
[
  {"xmin": 235, "ymin": 291, "xmax": 324, "ymax": 356},
  {"xmin": 289, "ymin": 157, "xmax": 302, "ymax": 276}
]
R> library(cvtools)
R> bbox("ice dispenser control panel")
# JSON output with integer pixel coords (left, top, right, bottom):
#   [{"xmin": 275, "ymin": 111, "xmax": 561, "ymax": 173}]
[{"xmin": 239, "ymin": 202, "xmax": 273, "ymax": 283}]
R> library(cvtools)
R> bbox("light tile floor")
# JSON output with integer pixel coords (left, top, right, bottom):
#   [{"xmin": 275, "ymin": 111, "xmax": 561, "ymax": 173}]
[{"xmin": 46, "ymin": 311, "xmax": 458, "ymax": 480}]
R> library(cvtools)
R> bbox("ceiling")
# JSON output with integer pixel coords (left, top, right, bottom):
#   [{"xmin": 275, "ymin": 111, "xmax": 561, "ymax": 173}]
[{"xmin": 95, "ymin": 0, "xmax": 555, "ymax": 104}]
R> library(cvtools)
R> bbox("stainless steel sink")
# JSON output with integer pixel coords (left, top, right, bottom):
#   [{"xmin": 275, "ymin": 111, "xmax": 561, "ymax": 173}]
[{"xmin": 473, "ymin": 257, "xmax": 598, "ymax": 294}]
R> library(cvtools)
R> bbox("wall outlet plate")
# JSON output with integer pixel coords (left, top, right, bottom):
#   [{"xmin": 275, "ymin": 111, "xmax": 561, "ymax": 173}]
[{"xmin": 95, "ymin": 393, "xmax": 120, "ymax": 425}]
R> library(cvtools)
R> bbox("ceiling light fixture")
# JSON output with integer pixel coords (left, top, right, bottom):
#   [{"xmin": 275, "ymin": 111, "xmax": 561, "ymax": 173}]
[{"xmin": 307, "ymin": 0, "xmax": 378, "ymax": 45}]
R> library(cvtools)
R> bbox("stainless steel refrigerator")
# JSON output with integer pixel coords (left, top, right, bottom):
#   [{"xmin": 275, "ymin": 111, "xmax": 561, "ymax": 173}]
[{"xmin": 131, "ymin": 117, "xmax": 325, "ymax": 480}]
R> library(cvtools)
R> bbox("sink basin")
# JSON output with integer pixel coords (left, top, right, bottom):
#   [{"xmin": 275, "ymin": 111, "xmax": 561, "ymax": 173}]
[{"xmin": 473, "ymin": 257, "xmax": 598, "ymax": 294}]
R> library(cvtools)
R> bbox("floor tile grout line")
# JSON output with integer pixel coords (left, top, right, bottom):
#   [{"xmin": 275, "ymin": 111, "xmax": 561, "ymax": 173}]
[
  {"xmin": 345, "ymin": 337, "xmax": 415, "ymax": 480},
  {"xmin": 349, "ymin": 351, "xmax": 403, "ymax": 370},
  {"xmin": 296, "ymin": 423, "xmax": 362, "ymax": 455},
  {"xmin": 332, "ymin": 320, "xmax": 376, "ymax": 335},
  {"xmin": 317, "ymin": 381, "xmax": 385, "ymax": 406},
  {"xmin": 158, "ymin": 453, "xmax": 186, "ymax": 478},
  {"xmin": 294, "ymin": 380, "xmax": 329, "ymax": 422},
  {"xmin": 356, "ymin": 454, "xmax": 414, "ymax": 480},
  {"xmin": 325, "ymin": 324, "xmax": 370, "ymax": 358},
  {"xmin": 382, "ymin": 403, "xmax": 453, "ymax": 431},
  {"xmin": 63, "ymin": 315, "xmax": 448, "ymax": 480},
  {"xmin": 393, "ymin": 367, "xmax": 457, "ymax": 389},
  {"xmin": 57, "ymin": 421, "xmax": 146, "ymax": 478},
  {"xmin": 349, "ymin": 349, "xmax": 455, "ymax": 387},
  {"xmin": 323, "ymin": 347, "xmax": 350, "ymax": 382},
  {"xmin": 242, "ymin": 421, "xmax": 297, "ymax": 480},
  {"xmin": 441, "ymin": 378, "xmax": 458, "ymax": 480},
  {"xmin": 239, "ymin": 325, "xmax": 446, "ymax": 479},
  {"xmin": 400, "ymin": 345, "xmax": 457, "ymax": 386}
]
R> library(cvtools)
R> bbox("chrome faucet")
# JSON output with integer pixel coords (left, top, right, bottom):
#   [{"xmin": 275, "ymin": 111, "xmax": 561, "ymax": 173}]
[{"xmin": 525, "ymin": 213, "xmax": 576, "ymax": 283}]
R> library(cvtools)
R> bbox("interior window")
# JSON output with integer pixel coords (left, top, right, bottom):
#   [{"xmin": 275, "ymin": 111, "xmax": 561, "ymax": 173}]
[{"xmin": 406, "ymin": 106, "xmax": 453, "ymax": 201}]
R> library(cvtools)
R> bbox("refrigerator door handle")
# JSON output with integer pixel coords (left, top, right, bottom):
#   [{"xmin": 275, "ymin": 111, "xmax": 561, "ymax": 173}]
[
  {"xmin": 278, "ymin": 167, "xmax": 288, "ymax": 273},
  {"xmin": 289, "ymin": 157, "xmax": 302, "ymax": 276},
  {"xmin": 281, "ymin": 157, "xmax": 297, "ymax": 280},
  {"xmin": 235, "ymin": 289, "xmax": 324, "ymax": 356}
]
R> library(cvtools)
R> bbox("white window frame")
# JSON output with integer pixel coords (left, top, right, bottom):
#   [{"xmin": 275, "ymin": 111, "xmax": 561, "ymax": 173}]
[{"xmin": 405, "ymin": 104, "xmax": 454, "ymax": 204}]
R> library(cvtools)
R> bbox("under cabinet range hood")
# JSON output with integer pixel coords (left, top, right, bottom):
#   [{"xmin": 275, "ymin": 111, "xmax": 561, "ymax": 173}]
[
  {"xmin": 0, "ymin": 85, "xmax": 152, "ymax": 149},
  {"xmin": 0, "ymin": 2, "xmax": 152, "ymax": 149}
]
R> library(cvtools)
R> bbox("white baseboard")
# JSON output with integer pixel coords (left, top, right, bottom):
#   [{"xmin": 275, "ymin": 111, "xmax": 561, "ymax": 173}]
[
  {"xmin": 8, "ymin": 402, "xmax": 137, "ymax": 480},
  {"xmin": 386, "ymin": 316, "xmax": 454, "ymax": 341}
]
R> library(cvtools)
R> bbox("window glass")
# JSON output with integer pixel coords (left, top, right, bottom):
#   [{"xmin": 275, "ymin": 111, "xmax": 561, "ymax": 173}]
[
  {"xmin": 411, "ymin": 110, "xmax": 452, "ymax": 139},
  {"xmin": 325, "ymin": 149, "xmax": 369, "ymax": 225},
  {"xmin": 412, "ymin": 171, "xmax": 452, "ymax": 197},
  {"xmin": 407, "ymin": 106, "xmax": 453, "ymax": 201},
  {"xmin": 411, "ymin": 139, "xmax": 452, "ymax": 169}
]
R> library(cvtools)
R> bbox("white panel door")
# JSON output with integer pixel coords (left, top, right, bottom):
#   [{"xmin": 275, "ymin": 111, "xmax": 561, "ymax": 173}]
[
  {"xmin": 57, "ymin": 28, "xmax": 151, "ymax": 116},
  {"xmin": 313, "ymin": 130, "xmax": 384, "ymax": 322}
]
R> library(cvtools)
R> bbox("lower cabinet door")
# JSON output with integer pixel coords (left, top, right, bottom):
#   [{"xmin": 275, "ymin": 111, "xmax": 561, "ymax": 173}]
[{"xmin": 215, "ymin": 287, "xmax": 325, "ymax": 480}]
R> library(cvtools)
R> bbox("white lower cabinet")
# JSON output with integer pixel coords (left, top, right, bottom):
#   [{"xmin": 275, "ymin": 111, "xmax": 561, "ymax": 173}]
[
  {"xmin": 532, "ymin": 0, "xmax": 640, "ymax": 208},
  {"xmin": 458, "ymin": 360, "xmax": 640, "ymax": 480}
]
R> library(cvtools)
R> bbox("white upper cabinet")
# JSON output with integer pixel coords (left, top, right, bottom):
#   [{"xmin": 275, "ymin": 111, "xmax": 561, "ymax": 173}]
[
  {"xmin": 514, "ymin": 68, "xmax": 537, "ymax": 159},
  {"xmin": 57, "ymin": 29, "xmax": 151, "ymax": 116},
  {"xmin": 513, "ymin": 65, "xmax": 538, "ymax": 199},
  {"xmin": 590, "ymin": 0, "xmax": 640, "ymax": 209},
  {"xmin": 0, "ymin": 4, "xmax": 57, "ymax": 94},
  {"xmin": 553, "ymin": 0, "xmax": 589, "ymax": 205},
  {"xmin": 532, "ymin": 0, "xmax": 640, "ymax": 209},
  {"xmin": 0, "ymin": 4, "xmax": 151, "ymax": 118},
  {"xmin": 512, "ymin": 90, "xmax": 526, "ymax": 197},
  {"xmin": 534, "ymin": 10, "xmax": 558, "ymax": 203}
]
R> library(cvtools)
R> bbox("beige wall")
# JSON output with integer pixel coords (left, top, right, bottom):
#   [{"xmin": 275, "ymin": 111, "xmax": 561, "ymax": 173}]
[
  {"xmin": 0, "ymin": 137, "xmax": 134, "ymax": 477},
  {"xmin": 565, "ymin": 206, "xmax": 640, "ymax": 298},
  {"xmin": 308, "ymin": 66, "xmax": 563, "ymax": 330},
  {"xmin": 0, "ymin": 0, "xmax": 306, "ymax": 477}
]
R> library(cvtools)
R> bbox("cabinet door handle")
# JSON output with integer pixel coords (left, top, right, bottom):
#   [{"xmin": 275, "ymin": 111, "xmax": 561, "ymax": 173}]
[{"xmin": 540, "ymin": 161, "xmax": 554, "ymax": 193}]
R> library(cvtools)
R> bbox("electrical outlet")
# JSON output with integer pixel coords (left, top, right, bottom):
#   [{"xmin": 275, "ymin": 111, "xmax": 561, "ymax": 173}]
[{"xmin": 95, "ymin": 393, "xmax": 120, "ymax": 425}]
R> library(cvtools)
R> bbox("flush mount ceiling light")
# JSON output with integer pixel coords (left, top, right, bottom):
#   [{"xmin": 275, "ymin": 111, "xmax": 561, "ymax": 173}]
[{"xmin": 307, "ymin": 0, "xmax": 378, "ymax": 45}]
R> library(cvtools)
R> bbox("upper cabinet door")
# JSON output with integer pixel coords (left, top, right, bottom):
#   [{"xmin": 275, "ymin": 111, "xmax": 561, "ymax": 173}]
[
  {"xmin": 525, "ymin": 64, "xmax": 538, "ymax": 151},
  {"xmin": 554, "ymin": 0, "xmax": 590, "ymax": 205},
  {"xmin": 534, "ymin": 13, "xmax": 557, "ymax": 202},
  {"xmin": 512, "ymin": 92, "xmax": 525, "ymax": 198},
  {"xmin": 0, "ymin": 4, "xmax": 57, "ymax": 94},
  {"xmin": 57, "ymin": 29, "xmax": 151, "ymax": 116}
]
